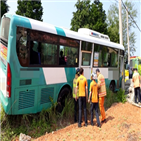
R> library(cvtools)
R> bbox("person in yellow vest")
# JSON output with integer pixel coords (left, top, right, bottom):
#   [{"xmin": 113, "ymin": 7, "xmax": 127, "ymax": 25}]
[
  {"xmin": 88, "ymin": 72, "xmax": 101, "ymax": 127},
  {"xmin": 132, "ymin": 68, "xmax": 141, "ymax": 104},
  {"xmin": 76, "ymin": 67, "xmax": 88, "ymax": 127},
  {"xmin": 73, "ymin": 68, "xmax": 80, "ymax": 123},
  {"xmin": 96, "ymin": 68, "xmax": 106, "ymax": 123}
]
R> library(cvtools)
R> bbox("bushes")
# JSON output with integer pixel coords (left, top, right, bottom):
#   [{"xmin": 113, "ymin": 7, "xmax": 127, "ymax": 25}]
[
  {"xmin": 104, "ymin": 88, "xmax": 126, "ymax": 110},
  {"xmin": 0, "ymin": 96, "xmax": 75, "ymax": 141}
]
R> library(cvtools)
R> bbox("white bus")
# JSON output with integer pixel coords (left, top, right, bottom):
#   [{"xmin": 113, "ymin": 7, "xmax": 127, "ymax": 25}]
[{"xmin": 0, "ymin": 13, "xmax": 124, "ymax": 115}]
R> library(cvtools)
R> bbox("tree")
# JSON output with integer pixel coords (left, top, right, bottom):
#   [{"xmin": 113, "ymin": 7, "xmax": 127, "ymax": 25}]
[
  {"xmin": 16, "ymin": 0, "xmax": 43, "ymax": 21},
  {"xmin": 0, "ymin": 0, "xmax": 9, "ymax": 20},
  {"xmin": 107, "ymin": 1, "xmax": 137, "ymax": 57},
  {"xmin": 70, "ymin": 0, "xmax": 108, "ymax": 34}
]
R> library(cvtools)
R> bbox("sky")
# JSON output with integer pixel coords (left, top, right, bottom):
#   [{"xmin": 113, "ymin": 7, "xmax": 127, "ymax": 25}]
[{"xmin": 7, "ymin": 0, "xmax": 141, "ymax": 57}]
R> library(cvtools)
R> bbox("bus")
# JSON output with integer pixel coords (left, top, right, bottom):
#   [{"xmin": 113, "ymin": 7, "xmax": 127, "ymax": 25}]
[{"xmin": 0, "ymin": 13, "xmax": 124, "ymax": 115}]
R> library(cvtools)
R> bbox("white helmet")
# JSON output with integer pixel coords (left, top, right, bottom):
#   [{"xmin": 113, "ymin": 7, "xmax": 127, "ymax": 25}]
[{"xmin": 91, "ymin": 72, "xmax": 97, "ymax": 80}]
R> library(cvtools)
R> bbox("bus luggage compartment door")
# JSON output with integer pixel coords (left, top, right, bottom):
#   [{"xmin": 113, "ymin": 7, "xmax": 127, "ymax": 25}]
[{"xmin": 13, "ymin": 86, "xmax": 38, "ymax": 115}]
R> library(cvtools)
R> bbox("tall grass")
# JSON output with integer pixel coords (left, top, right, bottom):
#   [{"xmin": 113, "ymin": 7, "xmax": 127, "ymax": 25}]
[
  {"xmin": 104, "ymin": 88, "xmax": 126, "ymax": 110},
  {"xmin": 1, "ymin": 88, "xmax": 126, "ymax": 140}
]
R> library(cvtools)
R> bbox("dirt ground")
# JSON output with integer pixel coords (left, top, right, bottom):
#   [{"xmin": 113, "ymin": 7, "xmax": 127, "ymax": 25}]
[{"xmin": 33, "ymin": 102, "xmax": 141, "ymax": 141}]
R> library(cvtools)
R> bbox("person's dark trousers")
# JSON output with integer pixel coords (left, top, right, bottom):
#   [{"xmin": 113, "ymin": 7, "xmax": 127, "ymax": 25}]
[
  {"xmin": 129, "ymin": 74, "xmax": 132, "ymax": 79},
  {"xmin": 91, "ymin": 103, "xmax": 100, "ymax": 126},
  {"xmin": 78, "ymin": 97, "xmax": 87, "ymax": 126},
  {"xmin": 74, "ymin": 98, "xmax": 78, "ymax": 122},
  {"xmin": 134, "ymin": 87, "xmax": 140, "ymax": 103}
]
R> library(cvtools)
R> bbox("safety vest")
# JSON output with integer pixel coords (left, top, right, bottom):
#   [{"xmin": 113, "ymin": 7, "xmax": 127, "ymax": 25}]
[
  {"xmin": 90, "ymin": 80, "xmax": 98, "ymax": 103},
  {"xmin": 73, "ymin": 78, "xmax": 79, "ymax": 98},
  {"xmin": 97, "ymin": 73, "xmax": 106, "ymax": 97},
  {"xmin": 132, "ymin": 72, "xmax": 141, "ymax": 88}
]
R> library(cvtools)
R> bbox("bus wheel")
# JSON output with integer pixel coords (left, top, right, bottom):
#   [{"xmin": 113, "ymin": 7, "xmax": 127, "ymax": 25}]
[
  {"xmin": 56, "ymin": 87, "xmax": 71, "ymax": 113},
  {"xmin": 109, "ymin": 81, "xmax": 115, "ymax": 92}
]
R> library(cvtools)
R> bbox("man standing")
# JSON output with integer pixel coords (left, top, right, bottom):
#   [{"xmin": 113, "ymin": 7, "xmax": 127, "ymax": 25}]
[
  {"xmin": 76, "ymin": 68, "xmax": 88, "ymax": 127},
  {"xmin": 96, "ymin": 69, "xmax": 106, "ymax": 123},
  {"xmin": 132, "ymin": 68, "xmax": 141, "ymax": 104},
  {"xmin": 73, "ymin": 68, "xmax": 80, "ymax": 123},
  {"xmin": 88, "ymin": 72, "xmax": 101, "ymax": 127}
]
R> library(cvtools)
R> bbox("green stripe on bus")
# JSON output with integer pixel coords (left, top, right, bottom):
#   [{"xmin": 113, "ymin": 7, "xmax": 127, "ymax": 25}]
[{"xmin": 55, "ymin": 27, "xmax": 66, "ymax": 37}]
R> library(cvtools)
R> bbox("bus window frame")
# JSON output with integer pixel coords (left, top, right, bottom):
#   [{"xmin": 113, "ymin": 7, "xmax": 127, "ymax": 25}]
[
  {"xmin": 0, "ymin": 17, "xmax": 11, "ymax": 44},
  {"xmin": 16, "ymin": 26, "xmax": 80, "ymax": 68},
  {"xmin": 93, "ymin": 43, "xmax": 119, "ymax": 68},
  {"xmin": 81, "ymin": 41, "xmax": 92, "ymax": 67}
]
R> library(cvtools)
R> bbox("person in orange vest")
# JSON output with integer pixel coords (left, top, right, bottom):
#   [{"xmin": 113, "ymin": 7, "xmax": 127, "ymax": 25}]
[
  {"xmin": 96, "ymin": 68, "xmax": 106, "ymax": 123},
  {"xmin": 73, "ymin": 68, "xmax": 80, "ymax": 123},
  {"xmin": 88, "ymin": 72, "xmax": 101, "ymax": 127},
  {"xmin": 132, "ymin": 68, "xmax": 141, "ymax": 104},
  {"xmin": 76, "ymin": 67, "xmax": 88, "ymax": 127}
]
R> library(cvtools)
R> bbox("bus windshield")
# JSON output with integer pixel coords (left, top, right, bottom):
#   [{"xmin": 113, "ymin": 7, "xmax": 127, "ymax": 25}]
[{"xmin": 0, "ymin": 17, "xmax": 10, "ymax": 43}]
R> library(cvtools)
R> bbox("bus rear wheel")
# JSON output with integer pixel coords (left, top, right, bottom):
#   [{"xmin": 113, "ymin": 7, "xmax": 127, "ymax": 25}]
[
  {"xmin": 109, "ymin": 81, "xmax": 115, "ymax": 92},
  {"xmin": 56, "ymin": 87, "xmax": 71, "ymax": 113}
]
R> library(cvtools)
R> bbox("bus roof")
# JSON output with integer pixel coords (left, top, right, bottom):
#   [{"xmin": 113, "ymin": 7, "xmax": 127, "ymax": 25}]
[{"xmin": 6, "ymin": 13, "xmax": 124, "ymax": 51}]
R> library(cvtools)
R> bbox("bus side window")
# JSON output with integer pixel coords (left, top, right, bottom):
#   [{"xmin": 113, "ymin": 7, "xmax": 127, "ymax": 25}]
[
  {"xmin": 30, "ymin": 41, "xmax": 40, "ymax": 65},
  {"xmin": 16, "ymin": 27, "xmax": 29, "ymax": 67}
]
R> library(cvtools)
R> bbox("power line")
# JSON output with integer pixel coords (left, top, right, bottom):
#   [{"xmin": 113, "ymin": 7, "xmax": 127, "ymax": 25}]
[{"xmin": 121, "ymin": 0, "xmax": 141, "ymax": 32}]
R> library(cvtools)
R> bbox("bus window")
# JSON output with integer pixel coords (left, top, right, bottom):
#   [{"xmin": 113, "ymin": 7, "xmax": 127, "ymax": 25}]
[
  {"xmin": 41, "ymin": 43, "xmax": 57, "ymax": 65},
  {"xmin": 16, "ymin": 27, "xmax": 29, "ymax": 66},
  {"xmin": 0, "ymin": 17, "xmax": 10, "ymax": 43},
  {"xmin": 81, "ymin": 41, "xmax": 92, "ymax": 66},
  {"xmin": 81, "ymin": 52, "xmax": 91, "ymax": 66},
  {"xmin": 81, "ymin": 41, "xmax": 92, "ymax": 51},
  {"xmin": 94, "ymin": 44, "xmax": 108, "ymax": 67},
  {"xmin": 30, "ymin": 41, "xmax": 40, "ymax": 65},
  {"xmin": 108, "ymin": 48, "xmax": 118, "ymax": 67},
  {"xmin": 59, "ymin": 45, "xmax": 78, "ymax": 66},
  {"xmin": 93, "ymin": 44, "xmax": 118, "ymax": 67}
]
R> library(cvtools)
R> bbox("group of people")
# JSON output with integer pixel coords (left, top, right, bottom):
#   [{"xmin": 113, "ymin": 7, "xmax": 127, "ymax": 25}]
[{"xmin": 73, "ymin": 67, "xmax": 107, "ymax": 128}]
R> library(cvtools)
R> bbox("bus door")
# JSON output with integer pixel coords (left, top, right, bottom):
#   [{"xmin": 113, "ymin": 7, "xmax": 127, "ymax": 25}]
[{"xmin": 79, "ymin": 41, "xmax": 93, "ymax": 90}]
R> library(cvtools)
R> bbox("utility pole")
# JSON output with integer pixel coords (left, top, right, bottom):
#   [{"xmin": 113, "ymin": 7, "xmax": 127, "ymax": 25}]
[
  {"xmin": 119, "ymin": 0, "xmax": 123, "ymax": 45},
  {"xmin": 126, "ymin": 7, "xmax": 130, "ymax": 65},
  {"xmin": 119, "ymin": 0, "xmax": 124, "ymax": 90}
]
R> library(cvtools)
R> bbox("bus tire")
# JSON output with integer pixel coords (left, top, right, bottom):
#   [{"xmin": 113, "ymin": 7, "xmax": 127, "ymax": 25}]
[
  {"xmin": 56, "ymin": 87, "xmax": 71, "ymax": 113},
  {"xmin": 109, "ymin": 80, "xmax": 115, "ymax": 92}
]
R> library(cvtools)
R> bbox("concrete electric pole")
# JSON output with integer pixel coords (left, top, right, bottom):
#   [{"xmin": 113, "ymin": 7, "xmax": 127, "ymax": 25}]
[
  {"xmin": 119, "ymin": 0, "xmax": 125, "ymax": 90},
  {"xmin": 126, "ymin": 7, "xmax": 130, "ymax": 65},
  {"xmin": 119, "ymin": 0, "xmax": 123, "ymax": 45}
]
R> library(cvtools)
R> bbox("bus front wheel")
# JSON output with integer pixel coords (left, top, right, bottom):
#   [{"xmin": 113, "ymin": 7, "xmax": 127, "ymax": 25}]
[{"xmin": 56, "ymin": 87, "xmax": 71, "ymax": 113}]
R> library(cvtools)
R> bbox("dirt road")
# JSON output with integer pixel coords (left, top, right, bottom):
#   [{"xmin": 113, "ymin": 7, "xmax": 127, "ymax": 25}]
[{"xmin": 34, "ymin": 102, "xmax": 141, "ymax": 141}]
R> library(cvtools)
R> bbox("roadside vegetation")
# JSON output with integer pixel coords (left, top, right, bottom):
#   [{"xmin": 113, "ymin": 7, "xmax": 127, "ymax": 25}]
[{"xmin": 1, "ymin": 89, "xmax": 126, "ymax": 141}]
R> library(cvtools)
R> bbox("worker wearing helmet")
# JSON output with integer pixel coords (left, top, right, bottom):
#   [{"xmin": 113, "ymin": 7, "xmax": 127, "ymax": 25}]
[
  {"xmin": 76, "ymin": 67, "xmax": 88, "ymax": 127},
  {"xmin": 73, "ymin": 68, "xmax": 80, "ymax": 123},
  {"xmin": 96, "ymin": 68, "xmax": 106, "ymax": 123},
  {"xmin": 88, "ymin": 72, "xmax": 101, "ymax": 127}
]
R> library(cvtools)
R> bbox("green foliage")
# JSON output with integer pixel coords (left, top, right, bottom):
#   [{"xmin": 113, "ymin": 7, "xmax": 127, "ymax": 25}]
[
  {"xmin": 1, "ymin": 88, "xmax": 126, "ymax": 140},
  {"xmin": 1, "ymin": 96, "xmax": 74, "ymax": 140},
  {"xmin": 104, "ymin": 88, "xmax": 126, "ymax": 110},
  {"xmin": 138, "ymin": 65, "xmax": 141, "ymax": 76},
  {"xmin": 71, "ymin": 0, "xmax": 107, "ymax": 34},
  {"xmin": 60, "ymin": 95, "xmax": 74, "ymax": 118},
  {"xmin": 16, "ymin": 0, "xmax": 43, "ymax": 21},
  {"xmin": 116, "ymin": 88, "xmax": 126, "ymax": 103},
  {"xmin": 107, "ymin": 1, "xmax": 137, "ymax": 57},
  {"xmin": 104, "ymin": 89, "xmax": 116, "ymax": 109},
  {"xmin": 0, "ymin": 0, "xmax": 9, "ymax": 21}
]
